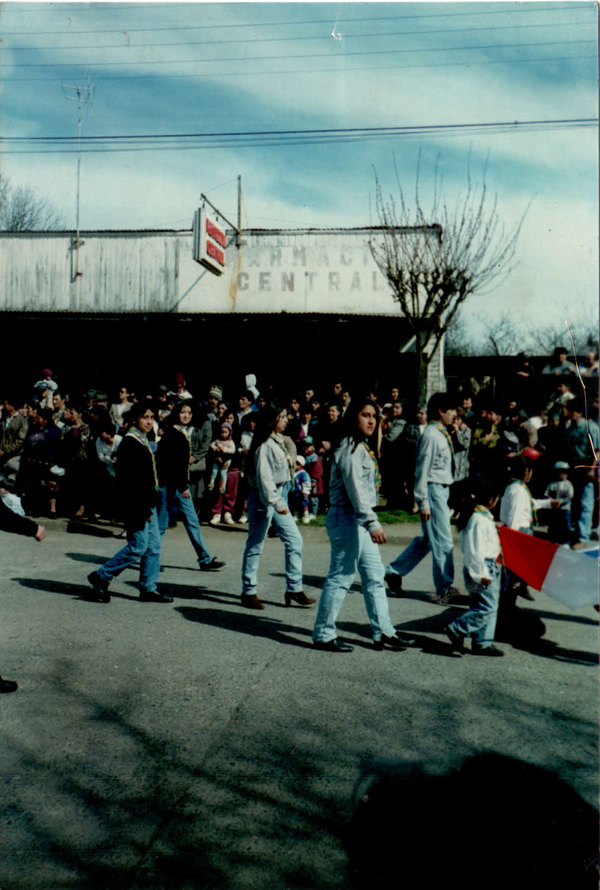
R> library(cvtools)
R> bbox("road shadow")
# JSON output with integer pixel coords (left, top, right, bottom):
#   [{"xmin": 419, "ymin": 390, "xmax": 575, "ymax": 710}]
[
  {"xmin": 12, "ymin": 577, "xmax": 139, "ymax": 602},
  {"xmin": 347, "ymin": 752, "xmax": 599, "ymax": 889},
  {"xmin": 66, "ymin": 551, "xmax": 110, "ymax": 565},
  {"xmin": 66, "ymin": 520, "xmax": 116, "ymax": 538},
  {"xmin": 175, "ymin": 605, "xmax": 314, "ymax": 648}
]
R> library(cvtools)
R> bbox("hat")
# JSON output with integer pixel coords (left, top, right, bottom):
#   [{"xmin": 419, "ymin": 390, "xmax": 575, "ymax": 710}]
[
  {"xmin": 175, "ymin": 372, "xmax": 186, "ymax": 387},
  {"xmin": 157, "ymin": 384, "xmax": 168, "ymax": 394},
  {"xmin": 295, "ymin": 455, "xmax": 305, "ymax": 467},
  {"xmin": 221, "ymin": 422, "xmax": 233, "ymax": 432},
  {"xmin": 42, "ymin": 368, "xmax": 54, "ymax": 377},
  {"xmin": 85, "ymin": 388, "xmax": 97, "ymax": 399},
  {"xmin": 209, "ymin": 387, "xmax": 223, "ymax": 400},
  {"xmin": 95, "ymin": 392, "xmax": 108, "ymax": 402},
  {"xmin": 554, "ymin": 461, "xmax": 570, "ymax": 471},
  {"xmin": 303, "ymin": 436, "xmax": 314, "ymax": 446}
]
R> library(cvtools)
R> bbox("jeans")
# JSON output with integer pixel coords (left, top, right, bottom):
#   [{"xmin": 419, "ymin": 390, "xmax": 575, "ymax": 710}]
[
  {"xmin": 312, "ymin": 506, "xmax": 397, "ymax": 643},
  {"xmin": 448, "ymin": 559, "xmax": 501, "ymax": 649},
  {"xmin": 241, "ymin": 486, "xmax": 303, "ymax": 595},
  {"xmin": 97, "ymin": 506, "xmax": 161, "ymax": 592},
  {"xmin": 158, "ymin": 487, "xmax": 212, "ymax": 566},
  {"xmin": 572, "ymin": 479, "xmax": 595, "ymax": 542},
  {"xmin": 386, "ymin": 483, "xmax": 454, "ymax": 593}
]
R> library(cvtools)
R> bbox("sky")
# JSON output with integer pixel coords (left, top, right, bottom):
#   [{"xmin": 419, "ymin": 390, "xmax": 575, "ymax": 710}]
[{"xmin": 0, "ymin": 0, "xmax": 598, "ymax": 342}]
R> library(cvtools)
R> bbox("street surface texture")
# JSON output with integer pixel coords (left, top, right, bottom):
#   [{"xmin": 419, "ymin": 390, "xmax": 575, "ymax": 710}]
[{"xmin": 1, "ymin": 518, "xmax": 598, "ymax": 889}]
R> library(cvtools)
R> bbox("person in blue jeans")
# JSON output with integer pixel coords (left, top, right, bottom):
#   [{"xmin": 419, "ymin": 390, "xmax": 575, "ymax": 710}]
[
  {"xmin": 241, "ymin": 404, "xmax": 314, "ymax": 610},
  {"xmin": 87, "ymin": 402, "xmax": 169, "ymax": 604},
  {"xmin": 445, "ymin": 480, "xmax": 505, "ymax": 656},
  {"xmin": 156, "ymin": 401, "xmax": 226, "ymax": 573},
  {"xmin": 385, "ymin": 392, "xmax": 462, "ymax": 605},
  {"xmin": 312, "ymin": 399, "xmax": 415, "ymax": 652}
]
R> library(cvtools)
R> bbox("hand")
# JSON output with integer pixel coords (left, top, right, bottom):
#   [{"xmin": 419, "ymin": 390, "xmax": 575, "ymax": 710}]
[
  {"xmin": 35, "ymin": 524, "xmax": 46, "ymax": 542},
  {"xmin": 371, "ymin": 527, "xmax": 387, "ymax": 544},
  {"xmin": 481, "ymin": 577, "xmax": 491, "ymax": 587},
  {"xmin": 550, "ymin": 499, "xmax": 561, "ymax": 509},
  {"xmin": 420, "ymin": 509, "xmax": 431, "ymax": 522},
  {"xmin": 276, "ymin": 507, "xmax": 289, "ymax": 514},
  {"xmin": 182, "ymin": 489, "xmax": 191, "ymax": 499}
]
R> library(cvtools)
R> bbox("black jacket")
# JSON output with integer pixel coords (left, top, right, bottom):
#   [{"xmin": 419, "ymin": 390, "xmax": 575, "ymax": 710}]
[
  {"xmin": 115, "ymin": 436, "xmax": 160, "ymax": 528},
  {"xmin": 156, "ymin": 427, "xmax": 190, "ymax": 492}
]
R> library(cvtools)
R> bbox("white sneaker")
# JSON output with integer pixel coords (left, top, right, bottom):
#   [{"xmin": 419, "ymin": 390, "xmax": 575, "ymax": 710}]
[
  {"xmin": 238, "ymin": 514, "xmax": 248, "ymax": 523},
  {"xmin": 209, "ymin": 514, "xmax": 221, "ymax": 526},
  {"xmin": 223, "ymin": 512, "xmax": 235, "ymax": 525},
  {"xmin": 302, "ymin": 512, "xmax": 311, "ymax": 524}
]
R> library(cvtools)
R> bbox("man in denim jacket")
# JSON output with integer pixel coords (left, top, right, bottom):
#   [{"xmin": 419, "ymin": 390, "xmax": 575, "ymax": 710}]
[{"xmin": 385, "ymin": 392, "xmax": 461, "ymax": 604}]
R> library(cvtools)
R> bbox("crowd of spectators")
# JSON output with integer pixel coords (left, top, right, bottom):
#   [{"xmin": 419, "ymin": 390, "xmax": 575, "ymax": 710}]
[{"xmin": 0, "ymin": 346, "xmax": 597, "ymax": 547}]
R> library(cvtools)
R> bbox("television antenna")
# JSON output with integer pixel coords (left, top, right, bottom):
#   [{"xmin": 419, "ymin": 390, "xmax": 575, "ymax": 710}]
[{"xmin": 62, "ymin": 70, "xmax": 95, "ymax": 277}]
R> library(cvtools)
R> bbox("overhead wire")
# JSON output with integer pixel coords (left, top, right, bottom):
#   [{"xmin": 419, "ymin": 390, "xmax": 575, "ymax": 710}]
[
  {"xmin": 0, "ymin": 3, "xmax": 592, "ymax": 34},
  {"xmin": 1, "ymin": 119, "xmax": 595, "ymax": 155},
  {"xmin": 3, "ymin": 52, "xmax": 597, "ymax": 85},
  {"xmin": 1, "ymin": 38, "xmax": 596, "ymax": 68},
  {"xmin": 4, "ymin": 19, "xmax": 595, "ymax": 51}
]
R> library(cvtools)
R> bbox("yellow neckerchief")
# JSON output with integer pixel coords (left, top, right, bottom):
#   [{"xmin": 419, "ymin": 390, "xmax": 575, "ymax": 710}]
[
  {"xmin": 126, "ymin": 427, "xmax": 159, "ymax": 490},
  {"xmin": 473, "ymin": 505, "xmax": 503, "ymax": 564},
  {"xmin": 174, "ymin": 423, "xmax": 193, "ymax": 443},
  {"xmin": 269, "ymin": 432, "xmax": 294, "ymax": 472},
  {"xmin": 429, "ymin": 421, "xmax": 455, "ymax": 458},
  {"xmin": 507, "ymin": 478, "xmax": 537, "ymax": 525},
  {"xmin": 362, "ymin": 441, "xmax": 382, "ymax": 492}
]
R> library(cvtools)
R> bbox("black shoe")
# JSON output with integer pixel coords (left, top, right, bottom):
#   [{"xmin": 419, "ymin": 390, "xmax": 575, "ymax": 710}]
[
  {"xmin": 385, "ymin": 573, "xmax": 403, "ymax": 596},
  {"xmin": 313, "ymin": 639, "xmax": 354, "ymax": 652},
  {"xmin": 0, "ymin": 676, "xmax": 18, "ymax": 693},
  {"xmin": 471, "ymin": 645, "xmax": 505, "ymax": 657},
  {"xmin": 87, "ymin": 571, "xmax": 111, "ymax": 603},
  {"xmin": 373, "ymin": 632, "xmax": 416, "ymax": 651},
  {"xmin": 445, "ymin": 626, "xmax": 465, "ymax": 654},
  {"xmin": 199, "ymin": 558, "xmax": 226, "ymax": 572},
  {"xmin": 139, "ymin": 589, "xmax": 173, "ymax": 604}
]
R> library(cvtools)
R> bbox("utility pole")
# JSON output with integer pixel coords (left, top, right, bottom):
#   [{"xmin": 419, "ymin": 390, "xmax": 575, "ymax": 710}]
[
  {"xmin": 237, "ymin": 175, "xmax": 242, "ymax": 248},
  {"xmin": 62, "ymin": 70, "xmax": 95, "ymax": 277}
]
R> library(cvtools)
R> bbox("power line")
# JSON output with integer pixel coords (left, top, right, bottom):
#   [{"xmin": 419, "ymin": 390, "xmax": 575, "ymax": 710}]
[
  {"xmin": 4, "ymin": 52, "xmax": 596, "ymax": 85},
  {"xmin": 0, "ymin": 4, "xmax": 592, "ymax": 36},
  {"xmin": 4, "ymin": 20, "xmax": 595, "ymax": 51},
  {"xmin": 2, "ymin": 38, "xmax": 596, "ymax": 69},
  {"xmin": 1, "ymin": 119, "xmax": 595, "ymax": 155}
]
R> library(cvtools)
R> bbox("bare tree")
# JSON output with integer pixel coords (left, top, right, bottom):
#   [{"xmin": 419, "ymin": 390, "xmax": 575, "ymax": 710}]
[
  {"xmin": 0, "ymin": 176, "xmax": 65, "ymax": 231},
  {"xmin": 529, "ymin": 307, "xmax": 598, "ymax": 357},
  {"xmin": 369, "ymin": 152, "xmax": 529, "ymax": 402}
]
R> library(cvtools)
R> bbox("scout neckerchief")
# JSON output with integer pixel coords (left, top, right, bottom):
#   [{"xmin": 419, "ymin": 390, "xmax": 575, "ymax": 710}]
[
  {"xmin": 174, "ymin": 424, "xmax": 193, "ymax": 483},
  {"xmin": 363, "ymin": 442, "xmax": 382, "ymax": 492},
  {"xmin": 269, "ymin": 432, "xmax": 294, "ymax": 473},
  {"xmin": 507, "ymin": 477, "xmax": 537, "ymax": 525},
  {"xmin": 429, "ymin": 420, "xmax": 455, "ymax": 474},
  {"xmin": 127, "ymin": 427, "xmax": 159, "ymax": 490},
  {"xmin": 473, "ymin": 505, "xmax": 504, "ymax": 566}
]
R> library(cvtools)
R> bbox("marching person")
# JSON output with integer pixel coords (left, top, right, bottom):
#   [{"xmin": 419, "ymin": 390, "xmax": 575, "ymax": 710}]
[
  {"xmin": 384, "ymin": 392, "xmax": 462, "ymax": 604},
  {"xmin": 156, "ymin": 401, "xmax": 225, "ymax": 573},
  {"xmin": 445, "ymin": 480, "xmax": 505, "ymax": 657},
  {"xmin": 240, "ymin": 404, "xmax": 313, "ymax": 610},
  {"xmin": 312, "ymin": 399, "xmax": 415, "ymax": 652},
  {"xmin": 87, "ymin": 402, "xmax": 169, "ymax": 604}
]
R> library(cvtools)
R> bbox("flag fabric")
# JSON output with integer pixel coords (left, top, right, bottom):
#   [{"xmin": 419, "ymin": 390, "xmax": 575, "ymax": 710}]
[{"xmin": 498, "ymin": 527, "xmax": 598, "ymax": 609}]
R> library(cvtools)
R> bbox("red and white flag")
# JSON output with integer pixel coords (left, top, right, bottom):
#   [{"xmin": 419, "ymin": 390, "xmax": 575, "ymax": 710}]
[{"xmin": 498, "ymin": 527, "xmax": 598, "ymax": 609}]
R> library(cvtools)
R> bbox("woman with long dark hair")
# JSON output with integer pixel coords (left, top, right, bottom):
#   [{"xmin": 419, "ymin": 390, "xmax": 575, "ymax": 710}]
[
  {"xmin": 87, "ymin": 401, "xmax": 168, "ymax": 603},
  {"xmin": 240, "ymin": 404, "xmax": 314, "ymax": 610},
  {"xmin": 156, "ymin": 401, "xmax": 225, "ymax": 573},
  {"xmin": 312, "ymin": 398, "xmax": 415, "ymax": 652}
]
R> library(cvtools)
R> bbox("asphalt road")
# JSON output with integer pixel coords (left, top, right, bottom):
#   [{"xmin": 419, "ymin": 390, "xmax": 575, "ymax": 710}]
[{"xmin": 1, "ymin": 517, "xmax": 598, "ymax": 889}]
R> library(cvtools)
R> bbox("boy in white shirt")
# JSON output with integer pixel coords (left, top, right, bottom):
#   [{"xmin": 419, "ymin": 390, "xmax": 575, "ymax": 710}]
[
  {"xmin": 499, "ymin": 455, "xmax": 559, "ymax": 603},
  {"xmin": 446, "ymin": 481, "xmax": 504, "ymax": 656}
]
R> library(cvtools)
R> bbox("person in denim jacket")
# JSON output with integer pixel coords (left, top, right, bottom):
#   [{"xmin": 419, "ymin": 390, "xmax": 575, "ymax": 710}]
[
  {"xmin": 385, "ymin": 392, "xmax": 462, "ymax": 605},
  {"xmin": 312, "ymin": 399, "xmax": 415, "ymax": 652},
  {"xmin": 240, "ymin": 404, "xmax": 315, "ymax": 611}
]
